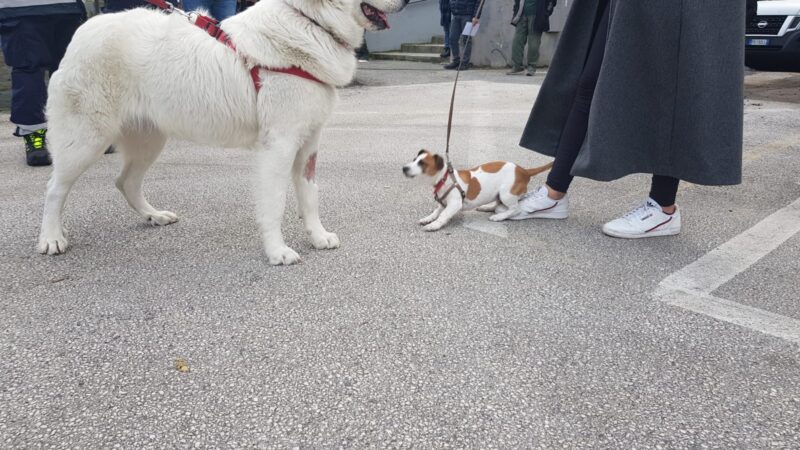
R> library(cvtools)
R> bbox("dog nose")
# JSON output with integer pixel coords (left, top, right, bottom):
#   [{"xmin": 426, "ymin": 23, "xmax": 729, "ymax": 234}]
[{"xmin": 402, "ymin": 166, "xmax": 410, "ymax": 175}]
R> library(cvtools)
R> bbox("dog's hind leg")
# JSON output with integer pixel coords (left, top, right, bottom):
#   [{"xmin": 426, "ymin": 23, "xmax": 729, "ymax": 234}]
[
  {"xmin": 291, "ymin": 128, "xmax": 339, "ymax": 251},
  {"xmin": 38, "ymin": 123, "xmax": 110, "ymax": 255},
  {"xmin": 489, "ymin": 190, "xmax": 520, "ymax": 222},
  {"xmin": 476, "ymin": 201, "xmax": 499, "ymax": 213},
  {"xmin": 114, "ymin": 130, "xmax": 177, "ymax": 226}
]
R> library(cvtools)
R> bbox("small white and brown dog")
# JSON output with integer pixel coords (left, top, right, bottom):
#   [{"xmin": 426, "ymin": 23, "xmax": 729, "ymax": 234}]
[{"xmin": 403, "ymin": 150, "xmax": 554, "ymax": 231}]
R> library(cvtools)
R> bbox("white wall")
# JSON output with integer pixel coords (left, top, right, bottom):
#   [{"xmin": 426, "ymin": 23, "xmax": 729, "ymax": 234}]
[
  {"xmin": 364, "ymin": 0, "xmax": 443, "ymax": 52},
  {"xmin": 364, "ymin": 0, "xmax": 575, "ymax": 67},
  {"xmin": 470, "ymin": 0, "xmax": 572, "ymax": 67}
]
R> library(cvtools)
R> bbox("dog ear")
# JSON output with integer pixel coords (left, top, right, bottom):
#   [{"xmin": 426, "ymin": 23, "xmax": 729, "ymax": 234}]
[
  {"xmin": 418, "ymin": 149, "xmax": 428, "ymax": 156},
  {"xmin": 434, "ymin": 154, "xmax": 445, "ymax": 171}
]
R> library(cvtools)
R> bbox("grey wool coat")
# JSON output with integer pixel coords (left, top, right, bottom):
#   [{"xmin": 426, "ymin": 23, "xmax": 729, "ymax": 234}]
[{"xmin": 519, "ymin": 0, "xmax": 745, "ymax": 186}]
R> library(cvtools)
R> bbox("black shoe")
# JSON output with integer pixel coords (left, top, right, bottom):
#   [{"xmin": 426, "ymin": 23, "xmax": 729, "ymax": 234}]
[
  {"xmin": 440, "ymin": 48, "xmax": 451, "ymax": 58},
  {"xmin": 444, "ymin": 61, "xmax": 461, "ymax": 70},
  {"xmin": 23, "ymin": 129, "xmax": 52, "ymax": 167}
]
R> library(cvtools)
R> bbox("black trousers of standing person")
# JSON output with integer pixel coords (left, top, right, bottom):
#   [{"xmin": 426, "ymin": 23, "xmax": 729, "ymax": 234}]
[
  {"xmin": 545, "ymin": 1, "xmax": 680, "ymax": 207},
  {"xmin": 0, "ymin": 14, "xmax": 83, "ymax": 134}
]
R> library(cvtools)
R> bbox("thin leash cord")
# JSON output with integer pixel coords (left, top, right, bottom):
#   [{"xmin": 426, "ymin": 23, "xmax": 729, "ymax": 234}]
[{"xmin": 445, "ymin": 0, "xmax": 488, "ymax": 173}]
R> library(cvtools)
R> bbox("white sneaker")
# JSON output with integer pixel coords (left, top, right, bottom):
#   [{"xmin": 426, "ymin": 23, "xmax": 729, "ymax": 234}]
[
  {"xmin": 510, "ymin": 185, "xmax": 569, "ymax": 220},
  {"xmin": 602, "ymin": 198, "xmax": 681, "ymax": 239}
]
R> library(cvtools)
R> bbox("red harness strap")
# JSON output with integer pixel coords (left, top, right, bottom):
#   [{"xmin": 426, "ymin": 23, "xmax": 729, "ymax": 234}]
[{"xmin": 144, "ymin": 0, "xmax": 324, "ymax": 92}]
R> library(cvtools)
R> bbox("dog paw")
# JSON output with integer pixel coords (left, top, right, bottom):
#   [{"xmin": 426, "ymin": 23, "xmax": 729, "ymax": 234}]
[
  {"xmin": 311, "ymin": 231, "xmax": 340, "ymax": 250},
  {"xmin": 147, "ymin": 210, "xmax": 179, "ymax": 226},
  {"xmin": 489, "ymin": 212, "xmax": 512, "ymax": 222},
  {"xmin": 38, "ymin": 235, "xmax": 69, "ymax": 255},
  {"xmin": 266, "ymin": 246, "xmax": 302, "ymax": 266},
  {"xmin": 418, "ymin": 218, "xmax": 434, "ymax": 225},
  {"xmin": 422, "ymin": 222, "xmax": 443, "ymax": 232}
]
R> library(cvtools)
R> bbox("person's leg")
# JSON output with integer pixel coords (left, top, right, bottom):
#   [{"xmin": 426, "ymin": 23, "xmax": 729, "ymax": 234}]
[
  {"xmin": 441, "ymin": 22, "xmax": 451, "ymax": 57},
  {"xmin": 1, "ymin": 17, "xmax": 53, "ymax": 165},
  {"xmin": 49, "ymin": 14, "xmax": 82, "ymax": 73},
  {"xmin": 104, "ymin": 0, "xmax": 147, "ymax": 12},
  {"xmin": 449, "ymin": 15, "xmax": 463, "ymax": 63},
  {"xmin": 211, "ymin": 0, "xmax": 237, "ymax": 20},
  {"xmin": 526, "ymin": 16, "xmax": 542, "ymax": 72},
  {"xmin": 544, "ymin": 3, "xmax": 610, "ymax": 197},
  {"xmin": 509, "ymin": 16, "xmax": 528, "ymax": 71},
  {"xmin": 182, "ymin": 0, "xmax": 213, "ymax": 13},
  {"xmin": 649, "ymin": 175, "xmax": 680, "ymax": 212},
  {"xmin": 461, "ymin": 17, "xmax": 473, "ymax": 65}
]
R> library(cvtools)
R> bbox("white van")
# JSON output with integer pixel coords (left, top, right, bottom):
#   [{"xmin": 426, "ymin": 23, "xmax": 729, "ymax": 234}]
[{"xmin": 746, "ymin": 1, "xmax": 800, "ymax": 70}]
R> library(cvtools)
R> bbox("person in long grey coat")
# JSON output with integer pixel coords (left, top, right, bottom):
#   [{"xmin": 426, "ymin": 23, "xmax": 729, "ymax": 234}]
[{"xmin": 500, "ymin": 0, "xmax": 750, "ymax": 239}]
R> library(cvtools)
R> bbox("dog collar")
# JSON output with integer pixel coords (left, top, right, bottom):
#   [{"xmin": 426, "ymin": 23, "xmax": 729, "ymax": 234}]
[{"xmin": 433, "ymin": 172, "xmax": 450, "ymax": 197}]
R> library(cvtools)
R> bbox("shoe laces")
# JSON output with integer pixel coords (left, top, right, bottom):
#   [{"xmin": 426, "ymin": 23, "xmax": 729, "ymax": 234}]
[
  {"xmin": 623, "ymin": 200, "xmax": 659, "ymax": 221},
  {"xmin": 520, "ymin": 186, "xmax": 547, "ymax": 202},
  {"xmin": 24, "ymin": 129, "xmax": 47, "ymax": 151}
]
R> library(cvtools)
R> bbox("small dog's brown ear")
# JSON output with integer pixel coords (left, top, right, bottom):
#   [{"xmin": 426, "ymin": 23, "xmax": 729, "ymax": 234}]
[{"xmin": 434, "ymin": 154, "xmax": 445, "ymax": 171}]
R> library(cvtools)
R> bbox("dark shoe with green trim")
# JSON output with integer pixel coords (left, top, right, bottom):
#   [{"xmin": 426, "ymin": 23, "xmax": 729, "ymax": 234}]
[{"xmin": 24, "ymin": 129, "xmax": 51, "ymax": 167}]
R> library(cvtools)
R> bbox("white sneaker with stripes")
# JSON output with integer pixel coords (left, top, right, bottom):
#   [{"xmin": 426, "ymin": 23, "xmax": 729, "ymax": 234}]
[
  {"xmin": 492, "ymin": 185, "xmax": 570, "ymax": 222},
  {"xmin": 602, "ymin": 198, "xmax": 681, "ymax": 239}
]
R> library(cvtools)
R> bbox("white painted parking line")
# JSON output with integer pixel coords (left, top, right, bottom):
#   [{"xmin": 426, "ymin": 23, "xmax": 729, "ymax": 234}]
[
  {"xmin": 462, "ymin": 217, "xmax": 509, "ymax": 238},
  {"xmin": 656, "ymin": 197, "xmax": 800, "ymax": 344}
]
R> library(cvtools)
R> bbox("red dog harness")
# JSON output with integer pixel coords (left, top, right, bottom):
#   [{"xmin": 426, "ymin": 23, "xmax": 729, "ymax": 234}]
[{"xmin": 145, "ymin": 0, "xmax": 324, "ymax": 92}]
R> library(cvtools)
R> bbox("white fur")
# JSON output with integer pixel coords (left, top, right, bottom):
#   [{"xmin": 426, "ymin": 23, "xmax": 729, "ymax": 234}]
[
  {"xmin": 403, "ymin": 153, "xmax": 551, "ymax": 232},
  {"xmin": 37, "ymin": 0, "xmax": 407, "ymax": 265}
]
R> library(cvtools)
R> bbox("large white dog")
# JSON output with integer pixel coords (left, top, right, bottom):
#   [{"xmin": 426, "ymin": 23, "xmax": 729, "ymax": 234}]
[{"xmin": 38, "ymin": 0, "xmax": 407, "ymax": 265}]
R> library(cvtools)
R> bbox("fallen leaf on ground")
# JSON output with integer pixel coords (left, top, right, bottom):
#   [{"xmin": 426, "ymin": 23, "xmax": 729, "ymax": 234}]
[{"xmin": 174, "ymin": 358, "xmax": 190, "ymax": 373}]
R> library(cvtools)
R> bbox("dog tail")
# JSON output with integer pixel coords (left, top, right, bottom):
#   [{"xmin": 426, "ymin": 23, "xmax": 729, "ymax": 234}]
[{"xmin": 523, "ymin": 161, "xmax": 554, "ymax": 177}]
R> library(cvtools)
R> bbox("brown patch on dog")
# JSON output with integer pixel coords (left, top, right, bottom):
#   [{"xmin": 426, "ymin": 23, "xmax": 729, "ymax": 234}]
[
  {"xmin": 511, "ymin": 166, "xmax": 531, "ymax": 196},
  {"xmin": 304, "ymin": 153, "xmax": 318, "ymax": 181},
  {"xmin": 467, "ymin": 177, "xmax": 481, "ymax": 200},
  {"xmin": 422, "ymin": 153, "xmax": 445, "ymax": 176},
  {"xmin": 511, "ymin": 162, "xmax": 554, "ymax": 195},
  {"xmin": 456, "ymin": 170, "xmax": 481, "ymax": 200},
  {"xmin": 479, "ymin": 161, "xmax": 506, "ymax": 173}
]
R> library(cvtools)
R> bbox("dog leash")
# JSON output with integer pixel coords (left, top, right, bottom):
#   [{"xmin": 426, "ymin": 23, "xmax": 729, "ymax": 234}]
[{"xmin": 441, "ymin": 0, "xmax": 488, "ymax": 204}]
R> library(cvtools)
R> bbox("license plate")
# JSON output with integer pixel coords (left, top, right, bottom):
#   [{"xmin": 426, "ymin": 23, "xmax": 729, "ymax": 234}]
[{"xmin": 747, "ymin": 38, "xmax": 771, "ymax": 46}]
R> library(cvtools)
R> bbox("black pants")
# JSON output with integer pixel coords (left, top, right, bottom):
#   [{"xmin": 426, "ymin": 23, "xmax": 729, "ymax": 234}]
[
  {"xmin": 104, "ymin": 0, "xmax": 150, "ymax": 12},
  {"xmin": 0, "ymin": 14, "xmax": 82, "ymax": 134},
  {"xmin": 545, "ymin": 2, "xmax": 680, "ymax": 207}
]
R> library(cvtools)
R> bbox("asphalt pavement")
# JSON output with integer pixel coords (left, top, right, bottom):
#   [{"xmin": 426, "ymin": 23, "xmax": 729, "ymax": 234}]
[{"xmin": 1, "ymin": 62, "xmax": 799, "ymax": 448}]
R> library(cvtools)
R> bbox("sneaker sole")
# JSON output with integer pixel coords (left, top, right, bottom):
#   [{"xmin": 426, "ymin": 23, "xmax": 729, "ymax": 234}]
[
  {"xmin": 27, "ymin": 150, "xmax": 52, "ymax": 167},
  {"xmin": 510, "ymin": 211, "xmax": 569, "ymax": 221},
  {"xmin": 602, "ymin": 227, "xmax": 681, "ymax": 239}
]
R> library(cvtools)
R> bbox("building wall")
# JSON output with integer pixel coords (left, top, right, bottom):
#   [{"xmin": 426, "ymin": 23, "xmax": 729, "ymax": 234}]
[
  {"xmin": 364, "ymin": 0, "xmax": 575, "ymax": 67},
  {"xmin": 364, "ymin": 0, "xmax": 442, "ymax": 52},
  {"xmin": 471, "ymin": 0, "xmax": 572, "ymax": 67}
]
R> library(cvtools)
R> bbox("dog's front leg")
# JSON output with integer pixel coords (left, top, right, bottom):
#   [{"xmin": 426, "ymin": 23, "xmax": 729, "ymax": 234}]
[
  {"xmin": 256, "ymin": 133, "xmax": 303, "ymax": 266},
  {"xmin": 292, "ymin": 128, "xmax": 340, "ymax": 250},
  {"xmin": 422, "ymin": 196, "xmax": 462, "ymax": 232},
  {"xmin": 419, "ymin": 205, "xmax": 444, "ymax": 225}
]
